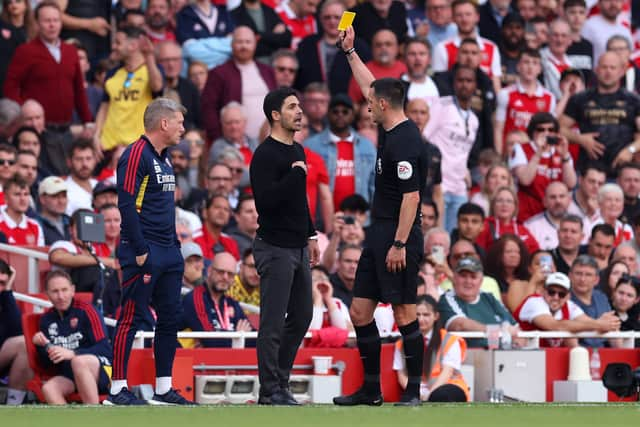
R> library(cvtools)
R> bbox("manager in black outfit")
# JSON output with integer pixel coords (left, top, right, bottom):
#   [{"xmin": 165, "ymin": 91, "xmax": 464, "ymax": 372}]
[
  {"xmin": 250, "ymin": 87, "xmax": 320, "ymax": 406},
  {"xmin": 333, "ymin": 26, "xmax": 428, "ymax": 407}
]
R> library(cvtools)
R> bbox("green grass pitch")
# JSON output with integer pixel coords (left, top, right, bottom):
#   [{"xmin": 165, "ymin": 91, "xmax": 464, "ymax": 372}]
[{"xmin": 1, "ymin": 404, "xmax": 639, "ymax": 427}]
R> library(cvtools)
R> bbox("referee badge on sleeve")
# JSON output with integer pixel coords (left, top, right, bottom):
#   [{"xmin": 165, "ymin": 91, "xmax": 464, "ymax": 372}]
[{"xmin": 397, "ymin": 161, "xmax": 413, "ymax": 180}]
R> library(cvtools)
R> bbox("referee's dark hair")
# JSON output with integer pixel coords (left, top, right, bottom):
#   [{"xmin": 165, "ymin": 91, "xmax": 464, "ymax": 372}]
[
  {"xmin": 457, "ymin": 202, "xmax": 485, "ymax": 220},
  {"xmin": 370, "ymin": 78, "xmax": 406, "ymax": 110},
  {"xmin": 263, "ymin": 87, "xmax": 298, "ymax": 125}
]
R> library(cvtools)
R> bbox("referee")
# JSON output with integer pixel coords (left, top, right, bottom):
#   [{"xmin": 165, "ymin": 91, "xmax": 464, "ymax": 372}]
[
  {"xmin": 333, "ymin": 27, "xmax": 428, "ymax": 406},
  {"xmin": 250, "ymin": 87, "xmax": 320, "ymax": 405}
]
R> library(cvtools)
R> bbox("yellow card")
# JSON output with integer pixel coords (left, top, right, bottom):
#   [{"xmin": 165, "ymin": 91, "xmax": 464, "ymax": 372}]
[{"xmin": 337, "ymin": 11, "xmax": 356, "ymax": 31}]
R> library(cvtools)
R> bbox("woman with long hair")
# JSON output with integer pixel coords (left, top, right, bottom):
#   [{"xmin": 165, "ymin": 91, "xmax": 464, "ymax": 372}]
[
  {"xmin": 484, "ymin": 234, "xmax": 530, "ymax": 296},
  {"xmin": 598, "ymin": 260, "xmax": 630, "ymax": 301},
  {"xmin": 476, "ymin": 186, "xmax": 539, "ymax": 254},
  {"xmin": 393, "ymin": 295, "xmax": 469, "ymax": 402},
  {"xmin": 505, "ymin": 249, "xmax": 556, "ymax": 312},
  {"xmin": 1, "ymin": 0, "xmax": 36, "ymax": 40},
  {"xmin": 469, "ymin": 163, "xmax": 513, "ymax": 216}
]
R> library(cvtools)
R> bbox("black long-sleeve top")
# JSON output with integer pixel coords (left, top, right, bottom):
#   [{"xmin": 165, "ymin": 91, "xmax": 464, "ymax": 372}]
[{"xmin": 250, "ymin": 136, "xmax": 315, "ymax": 248}]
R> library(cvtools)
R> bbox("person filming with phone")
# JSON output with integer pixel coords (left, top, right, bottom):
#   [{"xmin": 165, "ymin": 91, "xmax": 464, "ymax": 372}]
[{"xmin": 509, "ymin": 112, "xmax": 577, "ymax": 222}]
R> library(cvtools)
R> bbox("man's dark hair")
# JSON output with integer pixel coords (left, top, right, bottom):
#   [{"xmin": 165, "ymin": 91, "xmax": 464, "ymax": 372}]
[
  {"xmin": 0, "ymin": 259, "xmax": 11, "ymax": 276},
  {"xmin": 459, "ymin": 37, "xmax": 479, "ymax": 48},
  {"xmin": 44, "ymin": 269, "xmax": 73, "ymax": 290},
  {"xmin": 271, "ymin": 48, "xmax": 298, "ymax": 65},
  {"xmin": 453, "ymin": 64, "xmax": 477, "ymax": 80},
  {"xmin": 34, "ymin": 0, "xmax": 61, "ymax": 21},
  {"xmin": 12, "ymin": 127, "xmax": 42, "ymax": 150},
  {"xmin": 68, "ymin": 138, "xmax": 95, "ymax": 159},
  {"xmin": 590, "ymin": 223, "xmax": 615, "ymax": 240},
  {"xmin": 17, "ymin": 149, "xmax": 37, "ymax": 160},
  {"xmin": 339, "ymin": 194, "xmax": 370, "ymax": 213},
  {"xmin": 405, "ymin": 37, "xmax": 431, "ymax": 55},
  {"xmin": 4, "ymin": 175, "xmax": 29, "ymax": 193},
  {"xmin": 616, "ymin": 162, "xmax": 640, "ymax": 178},
  {"xmin": 519, "ymin": 47, "xmax": 542, "ymax": 61},
  {"xmin": 583, "ymin": 161, "xmax": 607, "ymax": 177},
  {"xmin": 338, "ymin": 243, "xmax": 362, "ymax": 259},
  {"xmin": 235, "ymin": 193, "xmax": 255, "ymax": 213},
  {"xmin": 563, "ymin": 0, "xmax": 586, "ymax": 10},
  {"xmin": 204, "ymin": 193, "xmax": 230, "ymax": 210},
  {"xmin": 370, "ymin": 78, "xmax": 406, "ymax": 109},
  {"xmin": 263, "ymin": 87, "xmax": 298, "ymax": 125},
  {"xmin": 526, "ymin": 112, "xmax": 558, "ymax": 138},
  {"xmin": 242, "ymin": 247, "xmax": 253, "ymax": 262},
  {"xmin": 457, "ymin": 202, "xmax": 485, "ymax": 219},
  {"xmin": 118, "ymin": 24, "xmax": 146, "ymax": 39},
  {"xmin": 311, "ymin": 264, "xmax": 331, "ymax": 276},
  {"xmin": 0, "ymin": 142, "xmax": 17, "ymax": 156},
  {"xmin": 98, "ymin": 203, "xmax": 119, "ymax": 213},
  {"xmin": 421, "ymin": 198, "xmax": 439, "ymax": 221},
  {"xmin": 559, "ymin": 213, "xmax": 583, "ymax": 229}
]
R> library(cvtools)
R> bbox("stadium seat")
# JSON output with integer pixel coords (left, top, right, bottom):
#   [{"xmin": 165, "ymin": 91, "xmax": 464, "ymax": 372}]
[{"xmin": 21, "ymin": 313, "xmax": 107, "ymax": 404}]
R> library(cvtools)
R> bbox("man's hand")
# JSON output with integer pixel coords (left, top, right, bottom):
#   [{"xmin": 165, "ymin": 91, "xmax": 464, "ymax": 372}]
[
  {"xmin": 32, "ymin": 332, "xmax": 49, "ymax": 347},
  {"xmin": 92, "ymin": 133, "xmax": 104, "ymax": 162},
  {"xmin": 291, "ymin": 161, "xmax": 307, "ymax": 174},
  {"xmin": 6, "ymin": 265, "xmax": 16, "ymax": 291},
  {"xmin": 136, "ymin": 253, "xmax": 148, "ymax": 267},
  {"xmin": 556, "ymin": 135, "xmax": 570, "ymax": 158},
  {"xmin": 317, "ymin": 281, "xmax": 334, "ymax": 302},
  {"xmin": 235, "ymin": 319, "xmax": 252, "ymax": 332},
  {"xmin": 86, "ymin": 17, "xmax": 111, "ymax": 37},
  {"xmin": 339, "ymin": 26, "xmax": 355, "ymax": 52},
  {"xmin": 48, "ymin": 346, "xmax": 75, "ymax": 364},
  {"xmin": 613, "ymin": 146, "xmax": 634, "ymax": 168},
  {"xmin": 580, "ymin": 132, "xmax": 604, "ymax": 159},
  {"xmin": 308, "ymin": 239, "xmax": 320, "ymax": 266},
  {"xmin": 273, "ymin": 23, "xmax": 286, "ymax": 34},
  {"xmin": 597, "ymin": 311, "xmax": 621, "ymax": 332},
  {"xmin": 140, "ymin": 35, "xmax": 155, "ymax": 58},
  {"xmin": 385, "ymin": 246, "xmax": 406, "ymax": 273}
]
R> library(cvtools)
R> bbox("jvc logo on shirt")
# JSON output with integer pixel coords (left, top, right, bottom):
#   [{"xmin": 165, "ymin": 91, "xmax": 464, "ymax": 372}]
[{"xmin": 114, "ymin": 89, "xmax": 141, "ymax": 102}]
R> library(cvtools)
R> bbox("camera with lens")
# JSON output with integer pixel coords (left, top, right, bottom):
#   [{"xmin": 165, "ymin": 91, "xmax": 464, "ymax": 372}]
[
  {"xmin": 546, "ymin": 136, "xmax": 559, "ymax": 145},
  {"xmin": 343, "ymin": 215, "xmax": 355, "ymax": 225},
  {"xmin": 603, "ymin": 363, "xmax": 640, "ymax": 399}
]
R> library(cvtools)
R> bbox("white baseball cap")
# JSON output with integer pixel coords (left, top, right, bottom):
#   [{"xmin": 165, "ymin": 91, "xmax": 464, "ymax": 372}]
[
  {"xmin": 545, "ymin": 272, "xmax": 571, "ymax": 290},
  {"xmin": 38, "ymin": 176, "xmax": 67, "ymax": 196}
]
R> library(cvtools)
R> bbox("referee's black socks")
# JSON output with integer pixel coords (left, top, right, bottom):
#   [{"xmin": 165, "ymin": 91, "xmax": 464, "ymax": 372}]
[
  {"xmin": 354, "ymin": 321, "xmax": 381, "ymax": 395},
  {"xmin": 399, "ymin": 320, "xmax": 424, "ymax": 397}
]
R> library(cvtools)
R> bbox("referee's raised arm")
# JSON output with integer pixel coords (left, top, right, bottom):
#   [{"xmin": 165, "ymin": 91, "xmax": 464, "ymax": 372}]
[{"xmin": 340, "ymin": 26, "xmax": 376, "ymax": 98}]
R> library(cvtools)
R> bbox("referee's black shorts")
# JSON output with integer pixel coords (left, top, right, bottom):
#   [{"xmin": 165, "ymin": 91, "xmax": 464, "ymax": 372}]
[{"xmin": 353, "ymin": 221, "xmax": 424, "ymax": 304}]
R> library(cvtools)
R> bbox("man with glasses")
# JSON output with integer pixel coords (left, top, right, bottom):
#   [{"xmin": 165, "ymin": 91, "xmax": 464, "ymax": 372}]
[
  {"xmin": 569, "ymin": 255, "xmax": 620, "ymax": 347},
  {"xmin": 294, "ymin": 0, "xmax": 370, "ymax": 95},
  {"xmin": 510, "ymin": 113, "xmax": 576, "ymax": 222},
  {"xmin": 94, "ymin": 26, "xmax": 163, "ymax": 156},
  {"xmin": 304, "ymin": 93, "xmax": 376, "ymax": 208},
  {"xmin": 182, "ymin": 252, "xmax": 252, "ymax": 348},
  {"xmin": 155, "ymin": 41, "xmax": 201, "ymax": 130},
  {"xmin": 514, "ymin": 271, "xmax": 620, "ymax": 347},
  {"xmin": 271, "ymin": 49, "xmax": 298, "ymax": 88}
]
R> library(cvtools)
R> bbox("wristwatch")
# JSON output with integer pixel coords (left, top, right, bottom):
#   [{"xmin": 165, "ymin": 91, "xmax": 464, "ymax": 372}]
[{"xmin": 392, "ymin": 240, "xmax": 406, "ymax": 249}]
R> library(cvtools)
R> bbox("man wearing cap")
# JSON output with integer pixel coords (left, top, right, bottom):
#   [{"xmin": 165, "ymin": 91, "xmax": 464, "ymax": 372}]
[
  {"xmin": 437, "ymin": 256, "xmax": 519, "ymax": 348},
  {"xmin": 304, "ymin": 93, "xmax": 376, "ymax": 207},
  {"xmin": 92, "ymin": 182, "xmax": 118, "ymax": 212},
  {"xmin": 180, "ymin": 242, "xmax": 205, "ymax": 295},
  {"xmin": 514, "ymin": 271, "xmax": 620, "ymax": 347},
  {"xmin": 37, "ymin": 176, "xmax": 71, "ymax": 245}
]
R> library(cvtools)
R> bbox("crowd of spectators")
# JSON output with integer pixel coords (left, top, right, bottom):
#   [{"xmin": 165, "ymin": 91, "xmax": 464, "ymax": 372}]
[{"xmin": 1, "ymin": 0, "xmax": 640, "ymax": 404}]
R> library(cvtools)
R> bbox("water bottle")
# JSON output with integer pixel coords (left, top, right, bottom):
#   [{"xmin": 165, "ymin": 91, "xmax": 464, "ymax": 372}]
[
  {"xmin": 500, "ymin": 321, "xmax": 512, "ymax": 350},
  {"xmin": 590, "ymin": 348, "xmax": 601, "ymax": 380}
]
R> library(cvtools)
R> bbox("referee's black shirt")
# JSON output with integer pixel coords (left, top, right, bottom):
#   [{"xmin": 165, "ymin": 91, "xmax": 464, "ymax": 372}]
[
  {"xmin": 371, "ymin": 120, "xmax": 428, "ymax": 222},
  {"xmin": 250, "ymin": 136, "xmax": 315, "ymax": 248}
]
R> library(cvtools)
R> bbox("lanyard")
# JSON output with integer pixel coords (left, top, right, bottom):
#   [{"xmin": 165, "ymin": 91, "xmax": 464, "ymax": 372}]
[
  {"xmin": 212, "ymin": 297, "xmax": 230, "ymax": 331},
  {"xmin": 453, "ymin": 96, "xmax": 470, "ymax": 138}
]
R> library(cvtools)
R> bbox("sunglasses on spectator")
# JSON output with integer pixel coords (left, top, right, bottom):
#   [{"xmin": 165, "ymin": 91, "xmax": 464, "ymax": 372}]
[
  {"xmin": 0, "ymin": 159, "xmax": 15, "ymax": 166},
  {"xmin": 535, "ymin": 126, "xmax": 556, "ymax": 133},
  {"xmin": 546, "ymin": 289, "xmax": 568, "ymax": 298},
  {"xmin": 123, "ymin": 72, "xmax": 135, "ymax": 89},
  {"xmin": 275, "ymin": 66, "xmax": 297, "ymax": 74}
]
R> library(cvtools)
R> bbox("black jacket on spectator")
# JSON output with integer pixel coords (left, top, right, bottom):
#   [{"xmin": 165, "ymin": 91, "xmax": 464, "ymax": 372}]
[
  {"xmin": 0, "ymin": 21, "xmax": 25, "ymax": 97},
  {"xmin": 37, "ymin": 214, "xmax": 71, "ymax": 246},
  {"xmin": 294, "ymin": 35, "xmax": 371, "ymax": 95},
  {"xmin": 61, "ymin": 0, "xmax": 111, "ymax": 60},
  {"xmin": 350, "ymin": 1, "xmax": 408, "ymax": 47},
  {"xmin": 478, "ymin": 2, "xmax": 512, "ymax": 46},
  {"xmin": 433, "ymin": 67, "xmax": 496, "ymax": 169},
  {"xmin": 172, "ymin": 77, "xmax": 202, "ymax": 130},
  {"xmin": 231, "ymin": 2, "xmax": 292, "ymax": 59},
  {"xmin": 330, "ymin": 273, "xmax": 353, "ymax": 308}
]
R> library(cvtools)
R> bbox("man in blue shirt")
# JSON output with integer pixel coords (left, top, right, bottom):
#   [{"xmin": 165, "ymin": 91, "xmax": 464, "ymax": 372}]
[
  {"xmin": 570, "ymin": 255, "xmax": 617, "ymax": 348},
  {"xmin": 106, "ymin": 98, "xmax": 195, "ymax": 405}
]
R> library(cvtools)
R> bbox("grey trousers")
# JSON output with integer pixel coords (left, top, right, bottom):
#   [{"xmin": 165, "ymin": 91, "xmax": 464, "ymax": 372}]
[{"xmin": 253, "ymin": 237, "xmax": 313, "ymax": 395}]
